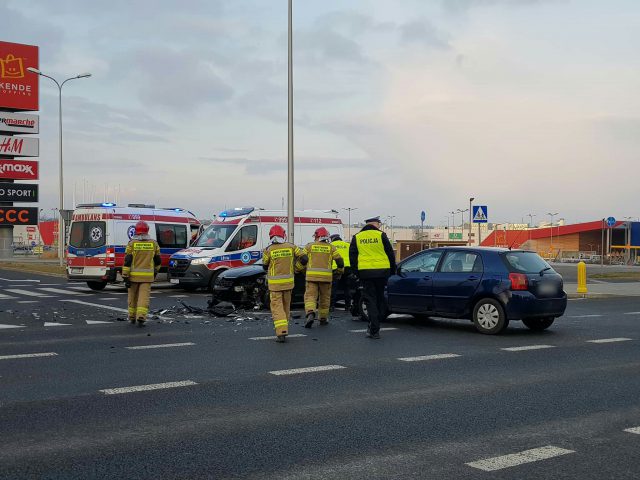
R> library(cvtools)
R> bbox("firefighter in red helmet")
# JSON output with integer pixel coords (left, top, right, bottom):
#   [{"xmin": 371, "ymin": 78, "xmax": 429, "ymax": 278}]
[
  {"xmin": 262, "ymin": 225, "xmax": 307, "ymax": 342},
  {"xmin": 122, "ymin": 221, "xmax": 161, "ymax": 327},
  {"xmin": 303, "ymin": 227, "xmax": 344, "ymax": 328}
]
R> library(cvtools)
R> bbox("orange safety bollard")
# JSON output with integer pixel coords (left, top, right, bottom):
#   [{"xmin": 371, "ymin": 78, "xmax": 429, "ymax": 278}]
[{"xmin": 576, "ymin": 261, "xmax": 588, "ymax": 295}]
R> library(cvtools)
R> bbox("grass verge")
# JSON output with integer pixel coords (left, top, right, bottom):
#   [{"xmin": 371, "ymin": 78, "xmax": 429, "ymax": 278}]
[{"xmin": 0, "ymin": 262, "xmax": 66, "ymax": 277}]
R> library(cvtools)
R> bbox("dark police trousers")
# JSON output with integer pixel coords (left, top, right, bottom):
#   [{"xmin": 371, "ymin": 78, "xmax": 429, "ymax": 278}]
[
  {"xmin": 361, "ymin": 277, "xmax": 387, "ymax": 334},
  {"xmin": 331, "ymin": 267, "xmax": 353, "ymax": 310}
]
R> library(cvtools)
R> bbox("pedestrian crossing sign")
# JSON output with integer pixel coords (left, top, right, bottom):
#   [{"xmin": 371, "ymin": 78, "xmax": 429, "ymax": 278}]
[{"xmin": 473, "ymin": 206, "xmax": 488, "ymax": 223}]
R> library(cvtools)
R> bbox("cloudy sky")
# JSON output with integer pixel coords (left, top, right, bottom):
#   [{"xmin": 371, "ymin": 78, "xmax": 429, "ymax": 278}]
[{"xmin": 3, "ymin": 0, "xmax": 639, "ymax": 226}]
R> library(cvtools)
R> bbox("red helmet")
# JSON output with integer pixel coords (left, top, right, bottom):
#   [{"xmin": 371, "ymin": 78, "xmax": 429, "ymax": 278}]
[
  {"xmin": 269, "ymin": 225, "xmax": 286, "ymax": 239},
  {"xmin": 134, "ymin": 221, "xmax": 149, "ymax": 235},
  {"xmin": 314, "ymin": 227, "xmax": 330, "ymax": 238}
]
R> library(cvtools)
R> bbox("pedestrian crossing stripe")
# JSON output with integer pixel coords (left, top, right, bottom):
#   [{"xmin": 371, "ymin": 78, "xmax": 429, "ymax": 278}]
[
  {"xmin": 0, "ymin": 323, "xmax": 23, "ymax": 329},
  {"xmin": 44, "ymin": 322, "xmax": 72, "ymax": 327}
]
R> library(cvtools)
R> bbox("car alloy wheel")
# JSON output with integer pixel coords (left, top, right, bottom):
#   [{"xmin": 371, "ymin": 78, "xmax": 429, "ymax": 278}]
[{"xmin": 472, "ymin": 298, "xmax": 508, "ymax": 335}]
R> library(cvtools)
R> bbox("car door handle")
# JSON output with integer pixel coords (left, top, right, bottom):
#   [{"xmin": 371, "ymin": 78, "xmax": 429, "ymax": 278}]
[
  {"xmin": 422, "ymin": 275, "xmax": 431, "ymax": 280},
  {"xmin": 467, "ymin": 275, "xmax": 479, "ymax": 281}
]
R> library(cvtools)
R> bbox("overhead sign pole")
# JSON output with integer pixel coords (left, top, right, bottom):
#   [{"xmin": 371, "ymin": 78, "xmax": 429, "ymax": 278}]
[
  {"xmin": 472, "ymin": 206, "xmax": 488, "ymax": 247},
  {"xmin": 420, "ymin": 210, "xmax": 426, "ymax": 251},
  {"xmin": 287, "ymin": 0, "xmax": 295, "ymax": 243}
]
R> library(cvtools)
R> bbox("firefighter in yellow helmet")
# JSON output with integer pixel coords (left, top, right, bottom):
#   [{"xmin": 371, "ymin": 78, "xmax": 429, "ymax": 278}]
[
  {"xmin": 122, "ymin": 221, "xmax": 161, "ymax": 327},
  {"xmin": 303, "ymin": 227, "xmax": 344, "ymax": 328},
  {"xmin": 262, "ymin": 225, "xmax": 307, "ymax": 342}
]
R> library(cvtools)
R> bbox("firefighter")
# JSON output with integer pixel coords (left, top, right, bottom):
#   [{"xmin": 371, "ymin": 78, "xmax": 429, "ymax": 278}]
[
  {"xmin": 303, "ymin": 227, "xmax": 344, "ymax": 328},
  {"xmin": 122, "ymin": 221, "xmax": 161, "ymax": 327},
  {"xmin": 330, "ymin": 233, "xmax": 353, "ymax": 312},
  {"xmin": 262, "ymin": 225, "xmax": 307, "ymax": 343},
  {"xmin": 349, "ymin": 216, "xmax": 396, "ymax": 339}
]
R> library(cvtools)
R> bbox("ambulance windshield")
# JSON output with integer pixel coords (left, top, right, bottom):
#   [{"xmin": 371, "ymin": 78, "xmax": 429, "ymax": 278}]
[{"xmin": 195, "ymin": 224, "xmax": 237, "ymax": 248}]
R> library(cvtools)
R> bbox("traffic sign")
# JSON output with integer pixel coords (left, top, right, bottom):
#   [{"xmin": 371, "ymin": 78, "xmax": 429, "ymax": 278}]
[
  {"xmin": 473, "ymin": 206, "xmax": 488, "ymax": 223},
  {"xmin": 606, "ymin": 216, "xmax": 616, "ymax": 227},
  {"xmin": 420, "ymin": 211, "xmax": 426, "ymax": 223}
]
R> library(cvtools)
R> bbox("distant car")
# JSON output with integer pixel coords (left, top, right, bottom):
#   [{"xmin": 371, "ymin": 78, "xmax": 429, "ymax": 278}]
[
  {"xmin": 213, "ymin": 262, "xmax": 360, "ymax": 314},
  {"xmin": 376, "ymin": 247, "xmax": 567, "ymax": 335}
]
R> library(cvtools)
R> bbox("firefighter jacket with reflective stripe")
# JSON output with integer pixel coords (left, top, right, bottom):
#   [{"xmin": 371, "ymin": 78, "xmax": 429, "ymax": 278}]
[
  {"xmin": 303, "ymin": 241, "xmax": 344, "ymax": 283},
  {"xmin": 331, "ymin": 240, "xmax": 351, "ymax": 269},
  {"xmin": 122, "ymin": 236, "xmax": 161, "ymax": 283},
  {"xmin": 349, "ymin": 226, "xmax": 396, "ymax": 279},
  {"xmin": 262, "ymin": 242, "xmax": 304, "ymax": 292}
]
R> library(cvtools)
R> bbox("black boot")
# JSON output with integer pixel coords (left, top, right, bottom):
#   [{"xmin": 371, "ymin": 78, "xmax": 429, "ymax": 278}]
[{"xmin": 305, "ymin": 312, "xmax": 315, "ymax": 328}]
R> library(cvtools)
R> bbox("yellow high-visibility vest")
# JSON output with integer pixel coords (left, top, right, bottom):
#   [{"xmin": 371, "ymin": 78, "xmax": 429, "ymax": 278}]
[
  {"xmin": 354, "ymin": 230, "xmax": 390, "ymax": 270},
  {"xmin": 331, "ymin": 240, "xmax": 351, "ymax": 268}
]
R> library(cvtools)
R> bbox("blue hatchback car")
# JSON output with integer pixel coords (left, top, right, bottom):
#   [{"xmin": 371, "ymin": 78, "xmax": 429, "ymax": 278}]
[{"xmin": 381, "ymin": 247, "xmax": 567, "ymax": 334}]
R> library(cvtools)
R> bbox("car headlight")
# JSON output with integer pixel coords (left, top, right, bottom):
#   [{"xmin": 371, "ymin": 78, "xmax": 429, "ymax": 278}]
[
  {"xmin": 191, "ymin": 257, "xmax": 210, "ymax": 265},
  {"xmin": 256, "ymin": 277, "xmax": 264, "ymax": 284},
  {"xmin": 234, "ymin": 285, "xmax": 245, "ymax": 292}
]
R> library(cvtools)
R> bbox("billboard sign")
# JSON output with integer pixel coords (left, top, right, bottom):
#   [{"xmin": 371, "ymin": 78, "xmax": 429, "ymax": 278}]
[
  {"xmin": 0, "ymin": 135, "xmax": 39, "ymax": 156},
  {"xmin": 0, "ymin": 159, "xmax": 39, "ymax": 180},
  {"xmin": 0, "ymin": 41, "xmax": 39, "ymax": 111},
  {"xmin": 0, "ymin": 112, "xmax": 38, "ymax": 134},
  {"xmin": 0, "ymin": 207, "xmax": 38, "ymax": 225},
  {"xmin": 0, "ymin": 182, "xmax": 38, "ymax": 202}
]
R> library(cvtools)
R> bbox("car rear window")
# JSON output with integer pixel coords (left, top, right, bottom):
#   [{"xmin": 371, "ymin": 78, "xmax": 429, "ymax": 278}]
[{"xmin": 502, "ymin": 251, "xmax": 553, "ymax": 273}]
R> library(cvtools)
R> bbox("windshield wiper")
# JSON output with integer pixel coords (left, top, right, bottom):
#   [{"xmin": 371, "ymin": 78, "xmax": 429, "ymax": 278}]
[{"xmin": 539, "ymin": 267, "xmax": 552, "ymax": 275}]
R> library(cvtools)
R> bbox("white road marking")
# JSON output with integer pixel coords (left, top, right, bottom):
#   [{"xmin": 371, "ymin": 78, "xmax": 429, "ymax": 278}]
[
  {"xmin": 398, "ymin": 354, "xmax": 461, "ymax": 362},
  {"xmin": 43, "ymin": 322, "xmax": 72, "ymax": 327},
  {"xmin": 86, "ymin": 320, "xmax": 112, "ymax": 325},
  {"xmin": 501, "ymin": 345, "xmax": 555, "ymax": 352},
  {"xmin": 348, "ymin": 327, "xmax": 399, "ymax": 333},
  {"xmin": 99, "ymin": 380, "xmax": 198, "ymax": 395},
  {"xmin": 0, "ymin": 352, "xmax": 57, "ymax": 360},
  {"xmin": 68, "ymin": 286, "xmax": 91, "ymax": 290},
  {"xmin": 0, "ymin": 278, "xmax": 40, "ymax": 282},
  {"xmin": 17, "ymin": 300, "xmax": 38, "ymax": 304},
  {"xmin": 5, "ymin": 289, "xmax": 53, "ymax": 298},
  {"xmin": 466, "ymin": 446, "xmax": 575, "ymax": 471},
  {"xmin": 126, "ymin": 342, "xmax": 195, "ymax": 350},
  {"xmin": 624, "ymin": 312, "xmax": 640, "ymax": 315},
  {"xmin": 624, "ymin": 427, "xmax": 640, "ymax": 434},
  {"xmin": 269, "ymin": 365, "xmax": 346, "ymax": 376},
  {"xmin": 98, "ymin": 297, "xmax": 118, "ymax": 301},
  {"xmin": 249, "ymin": 334, "xmax": 307, "ymax": 341},
  {"xmin": 59, "ymin": 299, "xmax": 127, "ymax": 313},
  {"xmin": 39, "ymin": 287, "xmax": 83, "ymax": 296},
  {"xmin": 0, "ymin": 323, "xmax": 23, "ymax": 329},
  {"xmin": 39, "ymin": 283, "xmax": 66, "ymax": 286},
  {"xmin": 587, "ymin": 337, "xmax": 632, "ymax": 344},
  {"xmin": 169, "ymin": 295, "xmax": 189, "ymax": 298},
  {"xmin": 0, "ymin": 293, "xmax": 16, "ymax": 299},
  {"xmin": 568, "ymin": 314, "xmax": 603, "ymax": 318}
]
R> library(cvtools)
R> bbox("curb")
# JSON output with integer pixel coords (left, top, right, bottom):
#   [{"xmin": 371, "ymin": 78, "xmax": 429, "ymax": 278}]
[
  {"xmin": 0, "ymin": 265, "xmax": 66, "ymax": 278},
  {"xmin": 567, "ymin": 293, "xmax": 640, "ymax": 299}
]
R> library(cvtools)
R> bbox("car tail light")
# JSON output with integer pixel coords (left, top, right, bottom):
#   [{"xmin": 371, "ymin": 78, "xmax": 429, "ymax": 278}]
[
  {"xmin": 509, "ymin": 273, "xmax": 528, "ymax": 290},
  {"xmin": 106, "ymin": 247, "xmax": 116, "ymax": 265}
]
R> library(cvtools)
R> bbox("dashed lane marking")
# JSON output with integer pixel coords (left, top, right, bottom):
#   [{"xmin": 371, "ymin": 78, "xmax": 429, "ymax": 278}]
[
  {"xmin": 39, "ymin": 287, "xmax": 84, "ymax": 296},
  {"xmin": 99, "ymin": 380, "xmax": 198, "ymax": 395},
  {"xmin": 398, "ymin": 354, "xmax": 461, "ymax": 362},
  {"xmin": 98, "ymin": 297, "xmax": 118, "ymax": 301},
  {"xmin": 501, "ymin": 345, "xmax": 555, "ymax": 352},
  {"xmin": 0, "ymin": 278, "xmax": 40, "ymax": 282},
  {"xmin": 269, "ymin": 365, "xmax": 347, "ymax": 376},
  {"xmin": 4, "ymin": 289, "xmax": 53, "ymax": 298},
  {"xmin": 0, "ymin": 352, "xmax": 57, "ymax": 361},
  {"xmin": 0, "ymin": 323, "xmax": 23, "ymax": 329},
  {"xmin": 624, "ymin": 427, "xmax": 640, "ymax": 434},
  {"xmin": 348, "ymin": 327, "xmax": 399, "ymax": 333},
  {"xmin": 169, "ymin": 295, "xmax": 189, "ymax": 298},
  {"xmin": 17, "ymin": 300, "xmax": 38, "ymax": 304},
  {"xmin": 587, "ymin": 338, "xmax": 632, "ymax": 344},
  {"xmin": 624, "ymin": 312, "xmax": 640, "ymax": 315},
  {"xmin": 0, "ymin": 294, "xmax": 16, "ymax": 299},
  {"xmin": 466, "ymin": 446, "xmax": 575, "ymax": 471},
  {"xmin": 86, "ymin": 320, "xmax": 112, "ymax": 325},
  {"xmin": 43, "ymin": 322, "xmax": 71, "ymax": 327},
  {"xmin": 125, "ymin": 342, "xmax": 195, "ymax": 350},
  {"xmin": 568, "ymin": 314, "xmax": 603, "ymax": 318},
  {"xmin": 59, "ymin": 299, "xmax": 127, "ymax": 313},
  {"xmin": 249, "ymin": 334, "xmax": 307, "ymax": 341}
]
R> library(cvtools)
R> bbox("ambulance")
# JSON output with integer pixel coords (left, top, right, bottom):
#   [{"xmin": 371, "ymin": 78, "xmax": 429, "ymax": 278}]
[
  {"xmin": 67, "ymin": 203, "xmax": 202, "ymax": 290},
  {"xmin": 168, "ymin": 207, "xmax": 344, "ymax": 290}
]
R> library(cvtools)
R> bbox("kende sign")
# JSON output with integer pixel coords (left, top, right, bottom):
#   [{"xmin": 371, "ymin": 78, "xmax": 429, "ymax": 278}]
[
  {"xmin": 0, "ymin": 41, "xmax": 39, "ymax": 111},
  {"xmin": 0, "ymin": 112, "xmax": 38, "ymax": 134},
  {"xmin": 0, "ymin": 182, "xmax": 38, "ymax": 202},
  {"xmin": 0, "ymin": 159, "xmax": 38, "ymax": 180},
  {"xmin": 0, "ymin": 135, "xmax": 39, "ymax": 156}
]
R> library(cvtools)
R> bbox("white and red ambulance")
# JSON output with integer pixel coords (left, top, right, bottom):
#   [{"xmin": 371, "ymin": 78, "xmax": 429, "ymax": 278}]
[
  {"xmin": 67, "ymin": 203, "xmax": 201, "ymax": 290},
  {"xmin": 168, "ymin": 207, "xmax": 344, "ymax": 290}
]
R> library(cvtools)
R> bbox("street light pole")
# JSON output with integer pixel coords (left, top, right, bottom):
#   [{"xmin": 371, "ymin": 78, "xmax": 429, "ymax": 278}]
[
  {"xmin": 547, "ymin": 212, "xmax": 558, "ymax": 259},
  {"xmin": 342, "ymin": 207, "xmax": 357, "ymax": 239},
  {"xmin": 387, "ymin": 215, "xmax": 396, "ymax": 243},
  {"xmin": 27, "ymin": 67, "xmax": 91, "ymax": 266},
  {"xmin": 457, "ymin": 208, "xmax": 469, "ymax": 243},
  {"xmin": 468, "ymin": 197, "xmax": 474, "ymax": 246},
  {"xmin": 286, "ymin": 0, "xmax": 295, "ymax": 243}
]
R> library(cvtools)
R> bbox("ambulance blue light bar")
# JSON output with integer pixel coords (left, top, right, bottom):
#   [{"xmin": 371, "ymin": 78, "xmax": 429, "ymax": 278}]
[
  {"xmin": 219, "ymin": 207, "xmax": 254, "ymax": 218},
  {"xmin": 101, "ymin": 202, "xmax": 116, "ymax": 207}
]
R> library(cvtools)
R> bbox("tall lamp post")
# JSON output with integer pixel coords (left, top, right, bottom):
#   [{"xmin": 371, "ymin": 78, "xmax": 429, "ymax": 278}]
[
  {"xmin": 286, "ymin": 0, "xmax": 295, "ymax": 242},
  {"xmin": 468, "ymin": 197, "xmax": 475, "ymax": 246},
  {"xmin": 527, "ymin": 213, "xmax": 536, "ymax": 243},
  {"xmin": 342, "ymin": 207, "xmax": 357, "ymax": 239},
  {"xmin": 449, "ymin": 211, "xmax": 456, "ymax": 238},
  {"xmin": 387, "ymin": 215, "xmax": 396, "ymax": 243},
  {"xmin": 457, "ymin": 208, "xmax": 468, "ymax": 243},
  {"xmin": 547, "ymin": 212, "xmax": 558, "ymax": 259},
  {"xmin": 27, "ymin": 67, "xmax": 91, "ymax": 266}
]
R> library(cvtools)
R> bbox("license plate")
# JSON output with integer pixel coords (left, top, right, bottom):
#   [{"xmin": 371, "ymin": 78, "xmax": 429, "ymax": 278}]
[
  {"xmin": 71, "ymin": 267, "xmax": 83, "ymax": 274},
  {"xmin": 538, "ymin": 283, "xmax": 557, "ymax": 295},
  {"xmin": 170, "ymin": 279, "xmax": 179, "ymax": 284}
]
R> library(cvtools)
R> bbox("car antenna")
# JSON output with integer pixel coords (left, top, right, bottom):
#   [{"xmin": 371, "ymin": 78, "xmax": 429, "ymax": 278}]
[{"xmin": 508, "ymin": 229, "xmax": 526, "ymax": 250}]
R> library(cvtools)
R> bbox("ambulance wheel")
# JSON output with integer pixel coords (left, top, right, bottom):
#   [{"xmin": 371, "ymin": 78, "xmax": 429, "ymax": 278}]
[{"xmin": 87, "ymin": 281, "xmax": 107, "ymax": 291}]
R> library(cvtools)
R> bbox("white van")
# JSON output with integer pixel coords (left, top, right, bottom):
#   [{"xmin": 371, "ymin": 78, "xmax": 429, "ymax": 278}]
[
  {"xmin": 67, "ymin": 203, "xmax": 202, "ymax": 290},
  {"xmin": 168, "ymin": 207, "xmax": 344, "ymax": 290}
]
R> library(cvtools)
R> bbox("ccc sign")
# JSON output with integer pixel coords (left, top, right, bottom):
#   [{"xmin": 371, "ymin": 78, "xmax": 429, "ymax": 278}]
[{"xmin": 0, "ymin": 207, "xmax": 37, "ymax": 225}]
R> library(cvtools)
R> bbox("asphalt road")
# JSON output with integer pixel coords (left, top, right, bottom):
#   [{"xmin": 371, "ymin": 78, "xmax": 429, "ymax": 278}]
[{"xmin": 1, "ymin": 270, "xmax": 639, "ymax": 479}]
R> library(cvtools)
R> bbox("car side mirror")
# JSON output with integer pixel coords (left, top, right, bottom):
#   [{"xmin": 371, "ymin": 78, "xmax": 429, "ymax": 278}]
[{"xmin": 396, "ymin": 265, "xmax": 404, "ymax": 277}]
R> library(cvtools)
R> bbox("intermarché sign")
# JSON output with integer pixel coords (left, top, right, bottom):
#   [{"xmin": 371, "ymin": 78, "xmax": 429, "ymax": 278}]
[{"xmin": 0, "ymin": 182, "xmax": 38, "ymax": 202}]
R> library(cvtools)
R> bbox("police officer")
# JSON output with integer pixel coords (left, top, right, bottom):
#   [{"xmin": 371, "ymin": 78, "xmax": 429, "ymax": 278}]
[
  {"xmin": 262, "ymin": 225, "xmax": 307, "ymax": 342},
  {"xmin": 330, "ymin": 233, "xmax": 353, "ymax": 312},
  {"xmin": 122, "ymin": 221, "xmax": 161, "ymax": 327},
  {"xmin": 303, "ymin": 227, "xmax": 344, "ymax": 328},
  {"xmin": 349, "ymin": 216, "xmax": 396, "ymax": 339}
]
